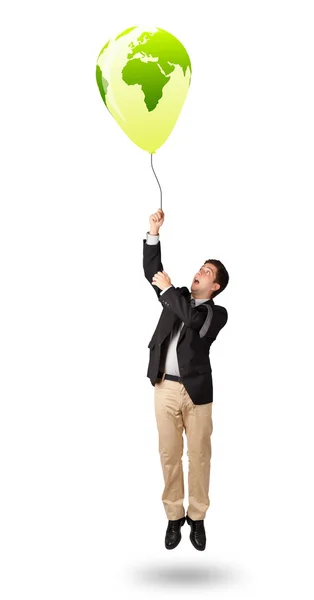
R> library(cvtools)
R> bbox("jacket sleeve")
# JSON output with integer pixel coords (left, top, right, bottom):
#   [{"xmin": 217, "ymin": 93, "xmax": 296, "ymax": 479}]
[
  {"xmin": 206, "ymin": 306, "xmax": 228, "ymax": 340},
  {"xmin": 158, "ymin": 285, "xmax": 212, "ymax": 333},
  {"xmin": 143, "ymin": 238, "xmax": 164, "ymax": 298}
]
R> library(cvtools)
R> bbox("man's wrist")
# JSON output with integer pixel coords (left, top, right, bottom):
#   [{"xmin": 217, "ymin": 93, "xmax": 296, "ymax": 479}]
[{"xmin": 149, "ymin": 230, "xmax": 159, "ymax": 236}]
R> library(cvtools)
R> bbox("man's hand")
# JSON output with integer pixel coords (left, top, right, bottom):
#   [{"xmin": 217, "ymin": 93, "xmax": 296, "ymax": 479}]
[
  {"xmin": 152, "ymin": 270, "xmax": 172, "ymax": 291},
  {"xmin": 149, "ymin": 209, "xmax": 165, "ymax": 235}
]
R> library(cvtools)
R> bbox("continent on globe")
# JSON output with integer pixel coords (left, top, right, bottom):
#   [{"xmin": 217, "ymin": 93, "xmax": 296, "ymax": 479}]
[
  {"xmin": 121, "ymin": 30, "xmax": 191, "ymax": 112},
  {"xmin": 122, "ymin": 59, "xmax": 172, "ymax": 112},
  {"xmin": 96, "ymin": 65, "xmax": 109, "ymax": 106}
]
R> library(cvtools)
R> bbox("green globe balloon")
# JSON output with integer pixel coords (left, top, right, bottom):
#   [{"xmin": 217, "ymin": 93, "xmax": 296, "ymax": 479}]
[{"xmin": 96, "ymin": 25, "xmax": 192, "ymax": 153}]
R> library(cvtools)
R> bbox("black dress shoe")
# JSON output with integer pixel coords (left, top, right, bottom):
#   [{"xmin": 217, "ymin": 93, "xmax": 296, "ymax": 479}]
[
  {"xmin": 186, "ymin": 514, "xmax": 206, "ymax": 551},
  {"xmin": 165, "ymin": 516, "xmax": 186, "ymax": 550}
]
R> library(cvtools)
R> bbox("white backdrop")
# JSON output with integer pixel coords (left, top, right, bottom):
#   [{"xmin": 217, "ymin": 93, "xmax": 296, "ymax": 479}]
[{"xmin": 1, "ymin": 1, "xmax": 314, "ymax": 598}]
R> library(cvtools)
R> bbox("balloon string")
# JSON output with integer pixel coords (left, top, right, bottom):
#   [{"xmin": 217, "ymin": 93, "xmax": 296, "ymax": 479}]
[{"xmin": 150, "ymin": 153, "xmax": 162, "ymax": 211}]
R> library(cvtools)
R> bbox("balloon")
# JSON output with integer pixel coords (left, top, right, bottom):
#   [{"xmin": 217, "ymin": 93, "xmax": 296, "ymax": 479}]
[{"xmin": 96, "ymin": 25, "xmax": 192, "ymax": 153}]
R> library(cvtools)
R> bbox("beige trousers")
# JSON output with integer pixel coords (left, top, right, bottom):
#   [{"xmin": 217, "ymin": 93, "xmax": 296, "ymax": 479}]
[{"xmin": 154, "ymin": 372, "xmax": 213, "ymax": 521}]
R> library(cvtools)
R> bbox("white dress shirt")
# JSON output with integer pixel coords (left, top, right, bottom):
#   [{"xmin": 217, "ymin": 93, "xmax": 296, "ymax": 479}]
[{"xmin": 146, "ymin": 232, "xmax": 210, "ymax": 376}]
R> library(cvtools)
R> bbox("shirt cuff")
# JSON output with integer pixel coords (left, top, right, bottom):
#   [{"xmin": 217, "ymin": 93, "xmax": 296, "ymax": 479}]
[{"xmin": 146, "ymin": 232, "xmax": 160, "ymax": 245}]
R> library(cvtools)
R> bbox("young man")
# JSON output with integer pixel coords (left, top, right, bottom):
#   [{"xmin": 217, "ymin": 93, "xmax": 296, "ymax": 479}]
[{"xmin": 143, "ymin": 208, "xmax": 229, "ymax": 551}]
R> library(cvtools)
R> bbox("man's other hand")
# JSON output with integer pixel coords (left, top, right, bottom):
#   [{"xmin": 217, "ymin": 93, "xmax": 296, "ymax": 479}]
[{"xmin": 152, "ymin": 271, "xmax": 172, "ymax": 291}]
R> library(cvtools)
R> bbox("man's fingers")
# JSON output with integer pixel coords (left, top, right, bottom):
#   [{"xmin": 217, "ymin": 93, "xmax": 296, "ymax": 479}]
[{"xmin": 155, "ymin": 209, "xmax": 164, "ymax": 221}]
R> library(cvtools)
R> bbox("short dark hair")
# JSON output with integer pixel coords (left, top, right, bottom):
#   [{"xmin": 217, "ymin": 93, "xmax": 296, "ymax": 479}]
[{"xmin": 204, "ymin": 259, "xmax": 229, "ymax": 299}]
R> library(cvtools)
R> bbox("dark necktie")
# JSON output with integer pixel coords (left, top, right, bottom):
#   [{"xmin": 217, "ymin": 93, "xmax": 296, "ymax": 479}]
[{"xmin": 190, "ymin": 297, "xmax": 196, "ymax": 307}]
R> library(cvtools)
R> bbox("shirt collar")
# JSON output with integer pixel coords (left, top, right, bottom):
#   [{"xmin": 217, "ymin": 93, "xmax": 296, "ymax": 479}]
[{"xmin": 190, "ymin": 293, "xmax": 211, "ymax": 306}]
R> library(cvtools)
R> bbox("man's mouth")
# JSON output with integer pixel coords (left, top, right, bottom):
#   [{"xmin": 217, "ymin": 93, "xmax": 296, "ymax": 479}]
[{"xmin": 194, "ymin": 278, "xmax": 200, "ymax": 285}]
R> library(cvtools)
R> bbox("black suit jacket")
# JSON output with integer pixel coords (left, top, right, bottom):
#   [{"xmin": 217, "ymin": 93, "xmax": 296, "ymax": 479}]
[{"xmin": 143, "ymin": 238, "xmax": 228, "ymax": 405}]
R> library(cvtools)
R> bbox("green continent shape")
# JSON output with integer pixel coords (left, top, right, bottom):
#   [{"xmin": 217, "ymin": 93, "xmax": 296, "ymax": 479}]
[
  {"xmin": 122, "ymin": 58, "xmax": 171, "ymax": 112},
  {"xmin": 96, "ymin": 65, "xmax": 109, "ymax": 107},
  {"xmin": 128, "ymin": 30, "xmax": 191, "ymax": 77},
  {"xmin": 122, "ymin": 29, "xmax": 191, "ymax": 112}
]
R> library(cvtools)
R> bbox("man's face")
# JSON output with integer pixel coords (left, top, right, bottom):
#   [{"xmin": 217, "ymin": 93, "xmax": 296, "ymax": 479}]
[{"xmin": 191, "ymin": 262, "xmax": 220, "ymax": 298}]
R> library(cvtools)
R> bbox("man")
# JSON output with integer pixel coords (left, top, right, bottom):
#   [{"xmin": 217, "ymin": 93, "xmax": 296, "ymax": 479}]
[{"xmin": 143, "ymin": 208, "xmax": 229, "ymax": 551}]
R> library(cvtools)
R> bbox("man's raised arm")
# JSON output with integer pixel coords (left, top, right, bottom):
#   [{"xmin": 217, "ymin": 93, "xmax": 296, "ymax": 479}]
[{"xmin": 143, "ymin": 209, "xmax": 165, "ymax": 298}]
